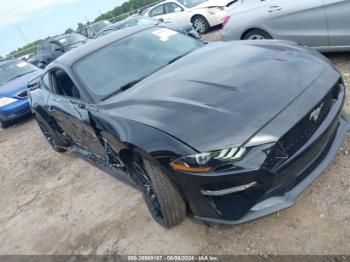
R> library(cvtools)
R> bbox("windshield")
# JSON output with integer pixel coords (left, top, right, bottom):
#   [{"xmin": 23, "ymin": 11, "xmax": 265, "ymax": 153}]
[
  {"xmin": 74, "ymin": 28, "xmax": 203, "ymax": 101},
  {"xmin": 177, "ymin": 0, "xmax": 207, "ymax": 8},
  {"xmin": 55, "ymin": 33, "xmax": 87, "ymax": 47},
  {"xmin": 0, "ymin": 61, "xmax": 36, "ymax": 86},
  {"xmin": 91, "ymin": 21, "xmax": 112, "ymax": 33}
]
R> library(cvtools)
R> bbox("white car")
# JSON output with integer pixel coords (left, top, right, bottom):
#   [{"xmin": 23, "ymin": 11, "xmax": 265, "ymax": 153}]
[{"xmin": 142, "ymin": 0, "xmax": 237, "ymax": 34}]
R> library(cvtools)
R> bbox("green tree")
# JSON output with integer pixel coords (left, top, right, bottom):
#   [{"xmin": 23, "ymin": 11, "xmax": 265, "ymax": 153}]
[
  {"xmin": 77, "ymin": 22, "xmax": 85, "ymax": 30},
  {"xmin": 65, "ymin": 28, "xmax": 74, "ymax": 34}
]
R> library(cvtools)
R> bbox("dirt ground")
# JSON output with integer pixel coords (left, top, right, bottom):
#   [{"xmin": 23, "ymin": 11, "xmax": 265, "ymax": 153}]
[{"xmin": 0, "ymin": 30, "xmax": 350, "ymax": 255}]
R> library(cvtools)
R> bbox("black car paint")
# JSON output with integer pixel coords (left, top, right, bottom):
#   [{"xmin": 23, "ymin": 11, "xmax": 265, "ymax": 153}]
[{"xmin": 28, "ymin": 26, "xmax": 349, "ymax": 224}]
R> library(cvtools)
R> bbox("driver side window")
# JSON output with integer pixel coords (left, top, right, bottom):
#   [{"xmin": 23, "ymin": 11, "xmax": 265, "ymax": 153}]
[
  {"xmin": 50, "ymin": 69, "xmax": 81, "ymax": 99},
  {"xmin": 165, "ymin": 3, "xmax": 183, "ymax": 13}
]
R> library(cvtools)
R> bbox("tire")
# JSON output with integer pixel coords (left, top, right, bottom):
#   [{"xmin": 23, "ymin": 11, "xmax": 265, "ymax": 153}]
[
  {"xmin": 243, "ymin": 29, "xmax": 272, "ymax": 40},
  {"xmin": 132, "ymin": 154, "xmax": 186, "ymax": 228},
  {"xmin": 0, "ymin": 121, "xmax": 8, "ymax": 129},
  {"xmin": 192, "ymin": 15, "xmax": 210, "ymax": 34},
  {"xmin": 35, "ymin": 115, "xmax": 67, "ymax": 153}
]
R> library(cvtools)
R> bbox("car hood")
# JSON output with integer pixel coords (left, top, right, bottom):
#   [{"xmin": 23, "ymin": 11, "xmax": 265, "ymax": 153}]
[
  {"xmin": 102, "ymin": 40, "xmax": 331, "ymax": 152},
  {"xmin": 0, "ymin": 70, "xmax": 42, "ymax": 97}
]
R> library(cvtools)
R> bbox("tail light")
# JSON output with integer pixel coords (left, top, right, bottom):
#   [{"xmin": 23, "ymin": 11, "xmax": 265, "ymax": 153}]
[{"xmin": 222, "ymin": 16, "xmax": 231, "ymax": 27}]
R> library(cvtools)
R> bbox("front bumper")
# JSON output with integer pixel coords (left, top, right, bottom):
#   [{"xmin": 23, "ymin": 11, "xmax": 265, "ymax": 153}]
[
  {"xmin": 197, "ymin": 113, "xmax": 350, "ymax": 224},
  {"xmin": 205, "ymin": 9, "xmax": 227, "ymax": 27},
  {"xmin": 0, "ymin": 98, "xmax": 31, "ymax": 122}
]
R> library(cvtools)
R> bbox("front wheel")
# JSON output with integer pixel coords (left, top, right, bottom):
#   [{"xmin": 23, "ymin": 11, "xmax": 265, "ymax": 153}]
[
  {"xmin": 192, "ymin": 16, "xmax": 210, "ymax": 34},
  {"xmin": 132, "ymin": 154, "xmax": 186, "ymax": 228},
  {"xmin": 35, "ymin": 115, "xmax": 67, "ymax": 153},
  {"xmin": 243, "ymin": 29, "xmax": 272, "ymax": 40}
]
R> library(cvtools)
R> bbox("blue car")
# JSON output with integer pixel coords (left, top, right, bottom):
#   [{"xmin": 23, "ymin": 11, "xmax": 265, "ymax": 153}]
[{"xmin": 0, "ymin": 59, "xmax": 42, "ymax": 128}]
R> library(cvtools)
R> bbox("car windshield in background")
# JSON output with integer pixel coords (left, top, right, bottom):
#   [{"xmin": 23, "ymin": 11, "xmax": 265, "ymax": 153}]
[
  {"xmin": 56, "ymin": 33, "xmax": 87, "ymax": 47},
  {"xmin": 0, "ymin": 61, "xmax": 36, "ymax": 86},
  {"xmin": 133, "ymin": 17, "xmax": 159, "ymax": 26},
  {"xmin": 91, "ymin": 21, "xmax": 111, "ymax": 33},
  {"xmin": 74, "ymin": 28, "xmax": 203, "ymax": 101},
  {"xmin": 177, "ymin": 0, "xmax": 207, "ymax": 8}
]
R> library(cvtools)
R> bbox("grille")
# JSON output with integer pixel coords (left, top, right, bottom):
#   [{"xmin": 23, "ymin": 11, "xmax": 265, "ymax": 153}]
[
  {"xmin": 17, "ymin": 89, "xmax": 28, "ymax": 98},
  {"xmin": 265, "ymin": 81, "xmax": 341, "ymax": 170}
]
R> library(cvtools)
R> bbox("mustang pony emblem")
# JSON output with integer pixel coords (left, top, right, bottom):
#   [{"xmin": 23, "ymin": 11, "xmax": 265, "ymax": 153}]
[{"xmin": 310, "ymin": 103, "xmax": 324, "ymax": 122}]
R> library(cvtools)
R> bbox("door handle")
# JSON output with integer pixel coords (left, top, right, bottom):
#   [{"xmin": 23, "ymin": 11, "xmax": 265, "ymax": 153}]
[{"xmin": 268, "ymin": 6, "xmax": 282, "ymax": 12}]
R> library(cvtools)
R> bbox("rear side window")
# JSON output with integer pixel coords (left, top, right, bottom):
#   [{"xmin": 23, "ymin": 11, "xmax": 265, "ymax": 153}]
[
  {"xmin": 149, "ymin": 5, "xmax": 165, "ymax": 17},
  {"xmin": 165, "ymin": 3, "xmax": 183, "ymax": 13}
]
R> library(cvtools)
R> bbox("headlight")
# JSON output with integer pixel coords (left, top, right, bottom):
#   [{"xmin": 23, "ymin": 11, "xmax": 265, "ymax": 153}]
[
  {"xmin": 170, "ymin": 147, "xmax": 246, "ymax": 173},
  {"xmin": 0, "ymin": 97, "xmax": 17, "ymax": 107},
  {"xmin": 208, "ymin": 6, "xmax": 225, "ymax": 14}
]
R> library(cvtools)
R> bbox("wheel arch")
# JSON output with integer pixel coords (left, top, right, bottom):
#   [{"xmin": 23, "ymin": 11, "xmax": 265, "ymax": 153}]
[
  {"xmin": 191, "ymin": 14, "xmax": 206, "ymax": 23},
  {"xmin": 90, "ymin": 112, "xmax": 197, "ymax": 167}
]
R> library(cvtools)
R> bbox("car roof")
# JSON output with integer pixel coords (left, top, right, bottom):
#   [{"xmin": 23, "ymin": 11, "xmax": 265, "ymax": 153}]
[{"xmin": 53, "ymin": 25, "xmax": 155, "ymax": 68}]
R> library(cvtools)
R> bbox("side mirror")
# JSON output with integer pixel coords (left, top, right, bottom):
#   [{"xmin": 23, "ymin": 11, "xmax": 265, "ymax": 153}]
[
  {"xmin": 27, "ymin": 81, "xmax": 41, "ymax": 92},
  {"xmin": 27, "ymin": 75, "xmax": 42, "ymax": 92},
  {"xmin": 174, "ymin": 7, "xmax": 183, "ymax": 12}
]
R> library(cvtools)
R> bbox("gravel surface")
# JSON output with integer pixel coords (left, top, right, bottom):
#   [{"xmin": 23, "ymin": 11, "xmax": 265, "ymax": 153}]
[{"xmin": 0, "ymin": 30, "xmax": 349, "ymax": 255}]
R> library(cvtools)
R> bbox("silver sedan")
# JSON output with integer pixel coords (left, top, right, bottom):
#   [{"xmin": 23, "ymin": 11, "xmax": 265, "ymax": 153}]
[{"xmin": 221, "ymin": 0, "xmax": 350, "ymax": 52}]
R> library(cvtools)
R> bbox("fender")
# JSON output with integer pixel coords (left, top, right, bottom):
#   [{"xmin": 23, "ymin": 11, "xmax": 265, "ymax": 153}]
[{"xmin": 89, "ymin": 110, "xmax": 197, "ymax": 163}]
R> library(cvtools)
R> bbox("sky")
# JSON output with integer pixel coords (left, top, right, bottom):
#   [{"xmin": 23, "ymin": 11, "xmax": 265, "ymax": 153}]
[{"xmin": 0, "ymin": 0, "xmax": 126, "ymax": 57}]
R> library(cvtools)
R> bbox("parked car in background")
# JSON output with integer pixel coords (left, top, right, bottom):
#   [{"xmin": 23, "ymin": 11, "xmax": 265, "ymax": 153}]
[
  {"xmin": 222, "ymin": 0, "xmax": 350, "ymax": 52},
  {"xmin": 95, "ymin": 16, "xmax": 200, "ymax": 39},
  {"xmin": 27, "ymin": 54, "xmax": 45, "ymax": 69},
  {"xmin": 78, "ymin": 20, "xmax": 112, "ymax": 39},
  {"xmin": 0, "ymin": 59, "xmax": 42, "ymax": 128},
  {"xmin": 29, "ymin": 25, "xmax": 349, "ymax": 228},
  {"xmin": 36, "ymin": 33, "xmax": 88, "ymax": 67},
  {"xmin": 18, "ymin": 53, "xmax": 33, "ymax": 61},
  {"xmin": 143, "ymin": 0, "xmax": 237, "ymax": 34}
]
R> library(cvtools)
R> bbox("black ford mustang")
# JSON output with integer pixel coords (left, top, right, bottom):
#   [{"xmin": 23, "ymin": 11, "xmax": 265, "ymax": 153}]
[{"xmin": 28, "ymin": 25, "xmax": 350, "ymax": 228}]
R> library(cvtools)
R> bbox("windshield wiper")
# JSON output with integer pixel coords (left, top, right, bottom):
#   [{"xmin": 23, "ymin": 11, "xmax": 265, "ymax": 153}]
[
  {"xmin": 102, "ymin": 79, "xmax": 144, "ymax": 101},
  {"xmin": 167, "ymin": 49, "xmax": 197, "ymax": 65}
]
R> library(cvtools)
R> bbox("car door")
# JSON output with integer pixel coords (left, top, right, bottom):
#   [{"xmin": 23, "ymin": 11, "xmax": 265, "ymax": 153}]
[
  {"xmin": 324, "ymin": 0, "xmax": 350, "ymax": 46},
  {"xmin": 46, "ymin": 67, "xmax": 107, "ymax": 161},
  {"xmin": 163, "ymin": 2, "xmax": 189, "ymax": 23},
  {"xmin": 263, "ymin": 0, "xmax": 328, "ymax": 47}
]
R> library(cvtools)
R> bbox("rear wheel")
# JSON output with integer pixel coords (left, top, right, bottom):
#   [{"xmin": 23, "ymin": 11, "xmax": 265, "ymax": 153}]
[
  {"xmin": 243, "ymin": 29, "xmax": 272, "ymax": 40},
  {"xmin": 192, "ymin": 15, "xmax": 210, "ymax": 34},
  {"xmin": 131, "ymin": 154, "xmax": 186, "ymax": 228},
  {"xmin": 35, "ymin": 115, "xmax": 67, "ymax": 153}
]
